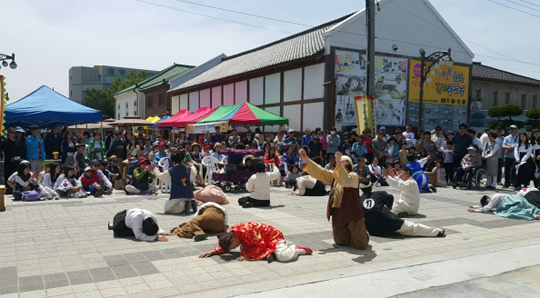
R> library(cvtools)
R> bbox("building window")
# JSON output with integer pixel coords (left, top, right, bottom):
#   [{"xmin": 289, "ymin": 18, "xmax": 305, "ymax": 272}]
[
  {"xmin": 108, "ymin": 68, "xmax": 114, "ymax": 74},
  {"xmin": 125, "ymin": 102, "xmax": 128, "ymax": 108},
  {"xmin": 134, "ymin": 100, "xmax": 137, "ymax": 107},
  {"xmin": 505, "ymin": 92, "xmax": 511, "ymax": 105},
  {"xmin": 158, "ymin": 94, "xmax": 164, "ymax": 106},
  {"xmin": 492, "ymin": 91, "xmax": 498, "ymax": 107},
  {"xmin": 119, "ymin": 69, "xmax": 126, "ymax": 75},
  {"xmin": 125, "ymin": 112, "xmax": 128, "ymax": 117},
  {"xmin": 117, "ymin": 104, "xmax": 120, "ymax": 110},
  {"xmin": 534, "ymin": 95, "xmax": 538, "ymax": 109},
  {"xmin": 521, "ymin": 94, "xmax": 527, "ymax": 109},
  {"xmin": 474, "ymin": 89, "xmax": 481, "ymax": 100},
  {"xmin": 118, "ymin": 113, "xmax": 120, "ymax": 119},
  {"xmin": 147, "ymin": 96, "xmax": 153, "ymax": 108}
]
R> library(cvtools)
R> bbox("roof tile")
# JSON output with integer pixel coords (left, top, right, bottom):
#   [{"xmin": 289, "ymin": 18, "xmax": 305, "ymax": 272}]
[{"xmin": 472, "ymin": 63, "xmax": 540, "ymax": 86}]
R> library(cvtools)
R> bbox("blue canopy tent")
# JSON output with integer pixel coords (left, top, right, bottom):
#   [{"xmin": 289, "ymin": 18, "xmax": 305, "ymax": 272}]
[
  {"xmin": 149, "ymin": 116, "xmax": 172, "ymax": 130},
  {"xmin": 5, "ymin": 85, "xmax": 102, "ymax": 128}
]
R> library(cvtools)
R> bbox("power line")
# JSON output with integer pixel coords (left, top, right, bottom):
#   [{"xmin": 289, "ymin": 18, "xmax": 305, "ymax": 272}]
[
  {"xmin": 132, "ymin": 0, "xmax": 293, "ymax": 34},
  {"xmin": 503, "ymin": 0, "xmax": 540, "ymax": 12},
  {"xmin": 518, "ymin": 0, "xmax": 540, "ymax": 8},
  {"xmin": 486, "ymin": 0, "xmax": 540, "ymax": 18}
]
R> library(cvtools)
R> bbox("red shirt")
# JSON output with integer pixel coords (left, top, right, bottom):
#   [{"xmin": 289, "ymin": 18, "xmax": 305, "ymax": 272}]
[
  {"xmin": 365, "ymin": 136, "xmax": 374, "ymax": 154},
  {"xmin": 263, "ymin": 154, "xmax": 280, "ymax": 166},
  {"xmin": 213, "ymin": 222, "xmax": 284, "ymax": 260},
  {"xmin": 80, "ymin": 171, "xmax": 100, "ymax": 187}
]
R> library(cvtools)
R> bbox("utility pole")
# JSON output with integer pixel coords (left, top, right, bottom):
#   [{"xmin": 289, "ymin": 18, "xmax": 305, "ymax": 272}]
[{"xmin": 365, "ymin": 0, "xmax": 376, "ymax": 126}]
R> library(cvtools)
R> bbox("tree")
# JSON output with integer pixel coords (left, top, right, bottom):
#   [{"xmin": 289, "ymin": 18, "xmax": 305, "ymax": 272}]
[
  {"xmin": 83, "ymin": 71, "xmax": 148, "ymax": 118},
  {"xmin": 524, "ymin": 108, "xmax": 540, "ymax": 131},
  {"xmin": 499, "ymin": 104, "xmax": 523, "ymax": 121},
  {"xmin": 488, "ymin": 106, "xmax": 502, "ymax": 122}
]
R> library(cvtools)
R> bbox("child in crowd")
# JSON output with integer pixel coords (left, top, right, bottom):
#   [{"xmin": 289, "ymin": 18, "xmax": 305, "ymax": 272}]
[
  {"xmin": 107, "ymin": 155, "xmax": 121, "ymax": 185},
  {"xmin": 443, "ymin": 141, "xmax": 454, "ymax": 183},
  {"xmin": 54, "ymin": 166, "xmax": 86, "ymax": 198},
  {"xmin": 79, "ymin": 167, "xmax": 105, "ymax": 197},
  {"xmin": 243, "ymin": 156, "xmax": 256, "ymax": 171},
  {"xmin": 325, "ymin": 155, "xmax": 336, "ymax": 170},
  {"xmin": 399, "ymin": 142, "xmax": 409, "ymax": 166},
  {"xmin": 284, "ymin": 165, "xmax": 302, "ymax": 188},
  {"xmin": 75, "ymin": 143, "xmax": 86, "ymax": 176},
  {"xmin": 125, "ymin": 157, "xmax": 138, "ymax": 186},
  {"xmin": 99, "ymin": 161, "xmax": 111, "ymax": 183},
  {"xmin": 432, "ymin": 161, "xmax": 447, "ymax": 187},
  {"xmin": 392, "ymin": 161, "xmax": 401, "ymax": 176},
  {"xmin": 41, "ymin": 163, "xmax": 61, "ymax": 200},
  {"xmin": 409, "ymin": 146, "xmax": 417, "ymax": 158}
]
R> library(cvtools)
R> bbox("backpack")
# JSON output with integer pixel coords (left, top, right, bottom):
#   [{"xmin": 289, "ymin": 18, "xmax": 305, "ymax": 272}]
[{"xmin": 22, "ymin": 191, "xmax": 41, "ymax": 202}]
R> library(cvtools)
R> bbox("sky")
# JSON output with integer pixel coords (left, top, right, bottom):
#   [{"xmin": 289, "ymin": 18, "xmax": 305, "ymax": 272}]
[{"xmin": 2, "ymin": 0, "xmax": 540, "ymax": 102}]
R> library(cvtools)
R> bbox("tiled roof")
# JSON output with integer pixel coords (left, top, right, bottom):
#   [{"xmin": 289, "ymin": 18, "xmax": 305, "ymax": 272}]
[
  {"xmin": 175, "ymin": 13, "xmax": 355, "ymax": 90},
  {"xmin": 472, "ymin": 62, "xmax": 540, "ymax": 86},
  {"xmin": 115, "ymin": 64, "xmax": 195, "ymax": 95}
]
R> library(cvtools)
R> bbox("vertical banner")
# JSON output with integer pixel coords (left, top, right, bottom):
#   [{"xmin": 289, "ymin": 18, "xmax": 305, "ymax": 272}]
[
  {"xmin": 355, "ymin": 96, "xmax": 375, "ymax": 133},
  {"xmin": 0, "ymin": 75, "xmax": 5, "ymax": 135}
]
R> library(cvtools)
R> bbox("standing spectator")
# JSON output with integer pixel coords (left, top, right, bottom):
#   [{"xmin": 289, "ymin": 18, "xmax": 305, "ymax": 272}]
[
  {"xmin": 502, "ymin": 125, "xmax": 519, "ymax": 188},
  {"xmin": 104, "ymin": 130, "xmax": 114, "ymax": 157},
  {"xmin": 284, "ymin": 129, "xmax": 300, "ymax": 152},
  {"xmin": 210, "ymin": 126, "xmax": 224, "ymax": 145},
  {"xmin": 431, "ymin": 125, "xmax": 445, "ymax": 149},
  {"xmin": 320, "ymin": 130, "xmax": 328, "ymax": 159},
  {"xmin": 176, "ymin": 130, "xmax": 189, "ymax": 147},
  {"xmin": 301, "ymin": 128, "xmax": 312, "ymax": 146},
  {"xmin": 482, "ymin": 132, "xmax": 499, "ymax": 189},
  {"xmin": 442, "ymin": 141, "xmax": 454, "ymax": 183},
  {"xmin": 88, "ymin": 132, "xmax": 105, "ymax": 161},
  {"xmin": 453, "ymin": 124, "xmax": 473, "ymax": 171},
  {"xmin": 127, "ymin": 137, "xmax": 140, "ymax": 158},
  {"xmin": 363, "ymin": 129, "xmax": 374, "ymax": 163},
  {"xmin": 386, "ymin": 137, "xmax": 399, "ymax": 165},
  {"xmin": 44, "ymin": 126, "xmax": 62, "ymax": 159},
  {"xmin": 3, "ymin": 128, "xmax": 23, "ymax": 194},
  {"xmin": 379, "ymin": 126, "xmax": 389, "ymax": 141},
  {"xmin": 340, "ymin": 136, "xmax": 353, "ymax": 157},
  {"xmin": 62, "ymin": 130, "xmax": 76, "ymax": 166},
  {"xmin": 398, "ymin": 142, "xmax": 409, "ymax": 166},
  {"xmin": 242, "ymin": 130, "xmax": 254, "ymax": 146},
  {"xmin": 513, "ymin": 133, "xmax": 532, "ymax": 190},
  {"xmin": 531, "ymin": 130, "xmax": 540, "ymax": 188},
  {"xmin": 83, "ymin": 131, "xmax": 93, "ymax": 145},
  {"xmin": 417, "ymin": 132, "xmax": 436, "ymax": 155},
  {"xmin": 308, "ymin": 136, "xmax": 323, "ymax": 161},
  {"xmin": 403, "ymin": 125, "xmax": 415, "ymax": 149},
  {"xmin": 326, "ymin": 127, "xmax": 341, "ymax": 159},
  {"xmin": 480, "ymin": 128, "xmax": 491, "ymax": 150},
  {"xmin": 495, "ymin": 127, "xmax": 504, "ymax": 185},
  {"xmin": 351, "ymin": 135, "xmax": 367, "ymax": 163},
  {"xmin": 468, "ymin": 129, "xmax": 482, "ymax": 154},
  {"xmin": 111, "ymin": 131, "xmax": 127, "ymax": 160},
  {"xmin": 14, "ymin": 126, "xmax": 27, "ymax": 160},
  {"xmin": 274, "ymin": 130, "xmax": 285, "ymax": 148},
  {"xmin": 262, "ymin": 134, "xmax": 275, "ymax": 149},
  {"xmin": 27, "ymin": 125, "xmax": 46, "ymax": 172},
  {"xmin": 227, "ymin": 129, "xmax": 240, "ymax": 147},
  {"xmin": 372, "ymin": 130, "xmax": 387, "ymax": 161}
]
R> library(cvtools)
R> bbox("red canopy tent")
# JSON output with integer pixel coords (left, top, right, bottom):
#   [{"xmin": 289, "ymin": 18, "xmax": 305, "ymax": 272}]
[
  {"xmin": 156, "ymin": 109, "xmax": 191, "ymax": 127},
  {"xmin": 158, "ymin": 106, "xmax": 215, "ymax": 127}
]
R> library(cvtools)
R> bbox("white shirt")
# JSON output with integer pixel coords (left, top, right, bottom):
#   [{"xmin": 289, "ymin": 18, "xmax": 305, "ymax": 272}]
[
  {"xmin": 295, "ymin": 175, "xmax": 317, "ymax": 196},
  {"xmin": 514, "ymin": 143, "xmax": 532, "ymax": 162},
  {"xmin": 472, "ymin": 194, "xmax": 506, "ymax": 213},
  {"xmin": 480, "ymin": 133, "xmax": 490, "ymax": 149},
  {"xmin": 125, "ymin": 208, "xmax": 165, "ymax": 242},
  {"xmin": 386, "ymin": 175, "xmax": 420, "ymax": 212},
  {"xmin": 403, "ymin": 132, "xmax": 415, "ymax": 149},
  {"xmin": 517, "ymin": 187, "xmax": 538, "ymax": 197},
  {"xmin": 42, "ymin": 173, "xmax": 54, "ymax": 188},
  {"xmin": 482, "ymin": 141, "xmax": 499, "ymax": 160},
  {"xmin": 245, "ymin": 166, "xmax": 281, "ymax": 201},
  {"xmin": 369, "ymin": 164, "xmax": 382, "ymax": 176}
]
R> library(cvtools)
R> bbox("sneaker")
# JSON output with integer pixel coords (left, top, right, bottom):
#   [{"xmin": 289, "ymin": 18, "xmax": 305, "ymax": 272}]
[
  {"xmin": 194, "ymin": 233, "xmax": 208, "ymax": 242},
  {"xmin": 94, "ymin": 188, "xmax": 105, "ymax": 198},
  {"xmin": 297, "ymin": 246, "xmax": 313, "ymax": 255},
  {"xmin": 437, "ymin": 229, "xmax": 446, "ymax": 237}
]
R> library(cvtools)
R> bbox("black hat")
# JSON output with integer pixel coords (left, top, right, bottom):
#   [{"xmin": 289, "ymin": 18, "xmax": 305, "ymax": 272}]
[{"xmin": 142, "ymin": 218, "xmax": 159, "ymax": 236}]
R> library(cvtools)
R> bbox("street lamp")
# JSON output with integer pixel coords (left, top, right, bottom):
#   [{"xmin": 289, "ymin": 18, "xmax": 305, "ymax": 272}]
[
  {"xmin": 418, "ymin": 48, "xmax": 452, "ymax": 130},
  {"xmin": 0, "ymin": 53, "xmax": 17, "ymax": 70}
]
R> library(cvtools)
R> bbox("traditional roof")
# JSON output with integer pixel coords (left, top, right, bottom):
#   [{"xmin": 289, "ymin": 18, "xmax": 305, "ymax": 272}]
[
  {"xmin": 472, "ymin": 62, "xmax": 540, "ymax": 86},
  {"xmin": 115, "ymin": 63, "xmax": 194, "ymax": 95},
  {"xmin": 174, "ymin": 13, "xmax": 354, "ymax": 90}
]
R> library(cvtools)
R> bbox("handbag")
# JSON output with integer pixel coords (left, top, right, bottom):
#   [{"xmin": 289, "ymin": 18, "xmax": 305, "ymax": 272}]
[
  {"xmin": 22, "ymin": 191, "xmax": 41, "ymax": 201},
  {"xmin": 114, "ymin": 180, "xmax": 125, "ymax": 190}
]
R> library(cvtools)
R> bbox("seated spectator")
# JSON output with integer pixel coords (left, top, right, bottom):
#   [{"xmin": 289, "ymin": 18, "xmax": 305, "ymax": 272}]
[
  {"xmin": 454, "ymin": 145, "xmax": 482, "ymax": 189},
  {"xmin": 264, "ymin": 147, "xmax": 280, "ymax": 166},
  {"xmin": 283, "ymin": 165, "xmax": 301, "ymax": 188},
  {"xmin": 369, "ymin": 157, "xmax": 388, "ymax": 186},
  {"xmin": 353, "ymin": 157, "xmax": 371, "ymax": 181},
  {"xmin": 125, "ymin": 157, "xmax": 158, "ymax": 195},
  {"xmin": 324, "ymin": 155, "xmax": 336, "ymax": 171},
  {"xmin": 243, "ymin": 155, "xmax": 256, "ymax": 171},
  {"xmin": 54, "ymin": 166, "xmax": 86, "ymax": 198},
  {"xmin": 281, "ymin": 144, "xmax": 297, "ymax": 169},
  {"xmin": 7, "ymin": 161, "xmax": 40, "ymax": 201},
  {"xmin": 78, "ymin": 167, "xmax": 105, "ymax": 197}
]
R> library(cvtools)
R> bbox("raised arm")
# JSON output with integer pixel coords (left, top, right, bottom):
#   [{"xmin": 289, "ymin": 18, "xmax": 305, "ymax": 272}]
[{"xmin": 300, "ymin": 149, "xmax": 335, "ymax": 184}]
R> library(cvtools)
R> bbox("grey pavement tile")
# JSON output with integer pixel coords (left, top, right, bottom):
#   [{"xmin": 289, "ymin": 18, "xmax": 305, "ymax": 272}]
[
  {"xmin": 18, "ymin": 275, "xmax": 43, "ymax": 285},
  {"xmin": 45, "ymin": 279, "xmax": 71, "ymax": 289},
  {"xmin": 0, "ymin": 285, "xmax": 19, "ymax": 295},
  {"xmin": 0, "ymin": 266, "xmax": 17, "ymax": 275},
  {"xmin": 67, "ymin": 270, "xmax": 92, "ymax": 280},
  {"xmin": 160, "ymin": 248, "xmax": 183, "ymax": 259},
  {"xmin": 1, "ymin": 278, "xmax": 18, "ymax": 287},
  {"xmin": 19, "ymin": 281, "xmax": 45, "ymax": 292},
  {"xmin": 89, "ymin": 267, "xmax": 114, "ymax": 276},
  {"xmin": 69, "ymin": 276, "xmax": 95, "ymax": 285},
  {"xmin": 135, "ymin": 267, "xmax": 160, "ymax": 275},
  {"xmin": 43, "ymin": 272, "xmax": 68, "ymax": 282},
  {"xmin": 114, "ymin": 270, "xmax": 139, "ymax": 279},
  {"xmin": 142, "ymin": 251, "xmax": 167, "ymax": 261},
  {"xmin": 110, "ymin": 264, "xmax": 135, "ymax": 273},
  {"xmin": 89, "ymin": 271, "xmax": 117, "ymax": 283}
]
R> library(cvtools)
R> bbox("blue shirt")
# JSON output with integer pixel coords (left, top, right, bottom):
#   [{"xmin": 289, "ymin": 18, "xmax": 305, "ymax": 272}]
[
  {"xmin": 153, "ymin": 151, "xmax": 170, "ymax": 164},
  {"xmin": 302, "ymin": 135, "xmax": 312, "ymax": 146},
  {"xmin": 503, "ymin": 134, "xmax": 519, "ymax": 158},
  {"xmin": 26, "ymin": 135, "xmax": 46, "ymax": 160}
]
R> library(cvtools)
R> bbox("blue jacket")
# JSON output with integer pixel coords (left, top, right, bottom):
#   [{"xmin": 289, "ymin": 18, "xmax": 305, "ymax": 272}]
[
  {"xmin": 26, "ymin": 135, "xmax": 46, "ymax": 160},
  {"xmin": 326, "ymin": 135, "xmax": 341, "ymax": 154},
  {"xmin": 352, "ymin": 142, "xmax": 367, "ymax": 162},
  {"xmin": 386, "ymin": 143, "xmax": 400, "ymax": 162}
]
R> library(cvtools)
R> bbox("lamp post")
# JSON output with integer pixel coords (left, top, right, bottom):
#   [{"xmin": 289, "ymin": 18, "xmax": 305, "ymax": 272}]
[
  {"xmin": 0, "ymin": 53, "xmax": 17, "ymax": 70},
  {"xmin": 418, "ymin": 48, "xmax": 452, "ymax": 130}
]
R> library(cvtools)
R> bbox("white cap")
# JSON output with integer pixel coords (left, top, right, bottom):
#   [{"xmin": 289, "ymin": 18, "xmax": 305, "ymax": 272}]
[
  {"xmin": 466, "ymin": 146, "xmax": 477, "ymax": 151},
  {"xmin": 509, "ymin": 124, "xmax": 518, "ymax": 129},
  {"xmin": 14, "ymin": 126, "xmax": 25, "ymax": 133},
  {"xmin": 380, "ymin": 126, "xmax": 386, "ymax": 130},
  {"xmin": 84, "ymin": 167, "xmax": 92, "ymax": 172},
  {"xmin": 288, "ymin": 129, "xmax": 295, "ymax": 133}
]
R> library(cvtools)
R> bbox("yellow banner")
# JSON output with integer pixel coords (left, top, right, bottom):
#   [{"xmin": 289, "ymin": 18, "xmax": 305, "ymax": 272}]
[
  {"xmin": 408, "ymin": 59, "xmax": 470, "ymax": 106},
  {"xmin": 355, "ymin": 96, "xmax": 375, "ymax": 133},
  {"xmin": 186, "ymin": 121, "xmax": 229, "ymax": 134}
]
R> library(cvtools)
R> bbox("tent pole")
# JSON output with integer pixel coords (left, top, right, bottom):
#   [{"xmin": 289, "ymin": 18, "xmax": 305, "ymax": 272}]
[{"xmin": 100, "ymin": 122, "xmax": 103, "ymax": 140}]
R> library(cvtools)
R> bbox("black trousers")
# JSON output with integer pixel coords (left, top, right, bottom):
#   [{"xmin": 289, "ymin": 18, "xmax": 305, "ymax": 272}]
[
  {"xmin": 238, "ymin": 196, "xmax": 270, "ymax": 207},
  {"xmin": 504, "ymin": 157, "xmax": 516, "ymax": 187},
  {"xmin": 442, "ymin": 162, "xmax": 454, "ymax": 182},
  {"xmin": 112, "ymin": 210, "xmax": 134, "ymax": 237},
  {"xmin": 455, "ymin": 167, "xmax": 474, "ymax": 184}
]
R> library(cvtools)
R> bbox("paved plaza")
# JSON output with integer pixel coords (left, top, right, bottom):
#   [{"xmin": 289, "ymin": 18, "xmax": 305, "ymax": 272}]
[{"xmin": 1, "ymin": 184, "xmax": 539, "ymax": 298}]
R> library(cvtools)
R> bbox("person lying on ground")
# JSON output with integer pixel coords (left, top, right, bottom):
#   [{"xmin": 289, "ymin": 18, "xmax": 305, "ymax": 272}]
[
  {"xmin": 170, "ymin": 202, "xmax": 228, "ymax": 241},
  {"xmin": 287, "ymin": 173, "xmax": 327, "ymax": 196},
  {"xmin": 108, "ymin": 208, "xmax": 174, "ymax": 241},
  {"xmin": 468, "ymin": 194, "xmax": 540, "ymax": 220},
  {"xmin": 198, "ymin": 222, "xmax": 312, "ymax": 262}
]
